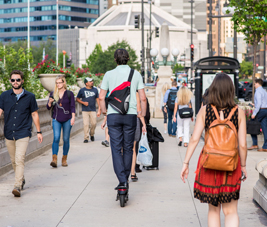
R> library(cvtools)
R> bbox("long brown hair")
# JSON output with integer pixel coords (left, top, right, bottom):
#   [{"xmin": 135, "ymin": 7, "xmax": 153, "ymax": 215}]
[{"xmin": 208, "ymin": 73, "xmax": 236, "ymax": 109}]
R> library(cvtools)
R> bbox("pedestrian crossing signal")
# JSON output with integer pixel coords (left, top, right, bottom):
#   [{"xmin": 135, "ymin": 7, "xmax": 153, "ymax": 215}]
[
  {"xmin": 190, "ymin": 44, "xmax": 194, "ymax": 62},
  {"xmin": 67, "ymin": 59, "xmax": 71, "ymax": 67}
]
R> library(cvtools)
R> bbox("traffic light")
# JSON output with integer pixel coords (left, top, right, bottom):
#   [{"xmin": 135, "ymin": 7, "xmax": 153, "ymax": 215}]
[
  {"xmin": 134, "ymin": 15, "xmax": 140, "ymax": 29},
  {"xmin": 155, "ymin": 27, "xmax": 159, "ymax": 37},
  {"xmin": 190, "ymin": 44, "xmax": 194, "ymax": 62},
  {"xmin": 140, "ymin": 50, "xmax": 143, "ymax": 61},
  {"xmin": 67, "ymin": 59, "xmax": 71, "ymax": 67},
  {"xmin": 152, "ymin": 61, "xmax": 155, "ymax": 69}
]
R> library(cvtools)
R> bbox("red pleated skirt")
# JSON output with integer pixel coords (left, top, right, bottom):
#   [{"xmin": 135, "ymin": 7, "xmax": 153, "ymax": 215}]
[{"xmin": 193, "ymin": 150, "xmax": 242, "ymax": 207}]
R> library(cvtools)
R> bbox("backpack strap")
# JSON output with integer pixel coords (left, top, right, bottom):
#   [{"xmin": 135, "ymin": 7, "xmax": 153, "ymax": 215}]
[
  {"xmin": 226, "ymin": 105, "xmax": 238, "ymax": 120},
  {"xmin": 127, "ymin": 68, "xmax": 135, "ymax": 82},
  {"xmin": 210, "ymin": 105, "xmax": 220, "ymax": 120}
]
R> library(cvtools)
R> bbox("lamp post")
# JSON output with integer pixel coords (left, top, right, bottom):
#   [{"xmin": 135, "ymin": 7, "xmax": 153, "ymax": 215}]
[{"xmin": 150, "ymin": 48, "xmax": 179, "ymax": 69}]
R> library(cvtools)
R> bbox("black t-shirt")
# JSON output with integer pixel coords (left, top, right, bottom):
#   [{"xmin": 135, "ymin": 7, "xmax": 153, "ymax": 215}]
[{"xmin": 77, "ymin": 87, "xmax": 99, "ymax": 111}]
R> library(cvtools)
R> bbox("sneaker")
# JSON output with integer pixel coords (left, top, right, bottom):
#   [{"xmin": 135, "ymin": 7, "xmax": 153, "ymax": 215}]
[
  {"xmin": 90, "ymin": 136, "xmax": 95, "ymax": 142},
  {"xmin": 21, "ymin": 179, "xmax": 25, "ymax": 190},
  {"xmin": 12, "ymin": 187, "xmax": 21, "ymax": 197},
  {"xmin": 101, "ymin": 140, "xmax": 109, "ymax": 147},
  {"xmin": 84, "ymin": 139, "xmax": 89, "ymax": 143}
]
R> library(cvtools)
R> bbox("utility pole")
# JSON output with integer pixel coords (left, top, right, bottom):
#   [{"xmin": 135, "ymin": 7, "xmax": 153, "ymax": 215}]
[
  {"xmin": 190, "ymin": 0, "xmax": 194, "ymax": 90},
  {"xmin": 218, "ymin": 0, "xmax": 220, "ymax": 56},
  {"xmin": 264, "ymin": 36, "xmax": 266, "ymax": 79},
  {"xmin": 141, "ymin": 0, "xmax": 145, "ymax": 82},
  {"xmin": 209, "ymin": 0, "xmax": 213, "ymax": 57}
]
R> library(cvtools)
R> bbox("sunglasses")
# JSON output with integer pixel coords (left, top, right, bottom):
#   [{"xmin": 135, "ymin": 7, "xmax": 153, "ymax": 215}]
[{"xmin": 10, "ymin": 78, "xmax": 21, "ymax": 82}]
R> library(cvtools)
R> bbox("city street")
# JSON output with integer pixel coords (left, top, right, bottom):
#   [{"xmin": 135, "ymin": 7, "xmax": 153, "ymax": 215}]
[{"xmin": 0, "ymin": 118, "xmax": 267, "ymax": 227}]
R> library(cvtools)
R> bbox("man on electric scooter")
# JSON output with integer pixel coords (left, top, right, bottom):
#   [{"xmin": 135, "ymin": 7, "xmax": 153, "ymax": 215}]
[{"xmin": 99, "ymin": 49, "xmax": 147, "ymax": 200}]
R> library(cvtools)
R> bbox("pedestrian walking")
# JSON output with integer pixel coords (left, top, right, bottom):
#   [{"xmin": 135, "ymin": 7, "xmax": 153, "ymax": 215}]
[
  {"xmin": 47, "ymin": 75, "xmax": 75, "ymax": 168},
  {"xmin": 131, "ymin": 92, "xmax": 146, "ymax": 182},
  {"xmin": 163, "ymin": 81, "xmax": 178, "ymax": 137},
  {"xmin": 161, "ymin": 83, "xmax": 170, "ymax": 134},
  {"xmin": 76, "ymin": 77, "xmax": 101, "ymax": 143},
  {"xmin": 173, "ymin": 86, "xmax": 193, "ymax": 147},
  {"xmin": 247, "ymin": 78, "xmax": 267, "ymax": 151},
  {"xmin": 99, "ymin": 48, "xmax": 147, "ymax": 190},
  {"xmin": 101, "ymin": 115, "xmax": 110, "ymax": 147},
  {"xmin": 180, "ymin": 73, "xmax": 247, "ymax": 226},
  {"xmin": 0, "ymin": 70, "xmax": 43, "ymax": 197}
]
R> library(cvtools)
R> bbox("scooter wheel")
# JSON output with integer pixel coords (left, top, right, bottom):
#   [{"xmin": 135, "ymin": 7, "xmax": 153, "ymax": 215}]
[{"xmin": 119, "ymin": 195, "xmax": 126, "ymax": 207}]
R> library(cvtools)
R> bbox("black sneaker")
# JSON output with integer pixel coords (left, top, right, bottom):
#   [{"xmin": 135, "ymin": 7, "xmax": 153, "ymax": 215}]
[
  {"xmin": 84, "ymin": 139, "xmax": 89, "ymax": 143},
  {"xmin": 90, "ymin": 136, "xmax": 95, "ymax": 142},
  {"xmin": 12, "ymin": 187, "xmax": 21, "ymax": 197},
  {"xmin": 21, "ymin": 179, "xmax": 25, "ymax": 190}
]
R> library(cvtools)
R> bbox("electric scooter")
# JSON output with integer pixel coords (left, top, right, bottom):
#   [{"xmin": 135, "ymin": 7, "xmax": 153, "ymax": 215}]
[{"xmin": 116, "ymin": 184, "xmax": 129, "ymax": 207}]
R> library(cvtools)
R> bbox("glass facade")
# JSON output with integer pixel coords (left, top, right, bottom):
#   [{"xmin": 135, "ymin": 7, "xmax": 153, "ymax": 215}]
[{"xmin": 0, "ymin": 0, "xmax": 99, "ymax": 43}]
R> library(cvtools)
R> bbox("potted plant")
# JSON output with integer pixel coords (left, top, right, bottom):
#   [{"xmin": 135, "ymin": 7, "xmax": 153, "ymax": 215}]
[
  {"xmin": 75, "ymin": 67, "xmax": 90, "ymax": 88},
  {"xmin": 33, "ymin": 55, "xmax": 68, "ymax": 92}
]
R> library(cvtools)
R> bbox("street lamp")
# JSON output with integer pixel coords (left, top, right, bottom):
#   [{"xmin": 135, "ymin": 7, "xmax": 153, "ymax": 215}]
[{"xmin": 150, "ymin": 48, "xmax": 179, "ymax": 69}]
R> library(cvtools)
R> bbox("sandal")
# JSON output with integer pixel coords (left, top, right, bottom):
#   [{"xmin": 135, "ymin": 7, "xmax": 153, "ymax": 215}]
[
  {"xmin": 184, "ymin": 143, "xmax": 188, "ymax": 147},
  {"xmin": 131, "ymin": 174, "xmax": 138, "ymax": 182}
]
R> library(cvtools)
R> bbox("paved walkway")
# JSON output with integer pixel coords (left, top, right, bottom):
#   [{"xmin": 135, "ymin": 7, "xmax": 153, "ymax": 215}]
[{"xmin": 0, "ymin": 119, "xmax": 267, "ymax": 227}]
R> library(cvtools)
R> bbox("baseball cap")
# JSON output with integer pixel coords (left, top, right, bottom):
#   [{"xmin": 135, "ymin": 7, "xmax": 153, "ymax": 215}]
[{"xmin": 84, "ymin": 77, "xmax": 93, "ymax": 83}]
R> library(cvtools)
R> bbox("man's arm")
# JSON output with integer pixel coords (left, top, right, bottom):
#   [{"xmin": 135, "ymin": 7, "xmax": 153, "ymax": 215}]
[
  {"xmin": 99, "ymin": 89, "xmax": 108, "ymax": 114},
  {"xmin": 96, "ymin": 98, "xmax": 101, "ymax": 117},
  {"xmin": 252, "ymin": 90, "xmax": 261, "ymax": 117},
  {"xmin": 138, "ymin": 88, "xmax": 147, "ymax": 117},
  {"xmin": 31, "ymin": 111, "xmax": 43, "ymax": 143},
  {"xmin": 76, "ymin": 97, "xmax": 88, "ymax": 107}
]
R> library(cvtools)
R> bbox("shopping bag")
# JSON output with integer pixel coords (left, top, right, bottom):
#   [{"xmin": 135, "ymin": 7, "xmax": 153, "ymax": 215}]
[
  {"xmin": 136, "ymin": 133, "xmax": 153, "ymax": 166},
  {"xmin": 247, "ymin": 118, "xmax": 261, "ymax": 135}
]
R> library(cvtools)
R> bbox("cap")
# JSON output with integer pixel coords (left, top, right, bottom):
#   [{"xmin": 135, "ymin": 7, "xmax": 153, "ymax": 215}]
[{"xmin": 84, "ymin": 77, "xmax": 93, "ymax": 84}]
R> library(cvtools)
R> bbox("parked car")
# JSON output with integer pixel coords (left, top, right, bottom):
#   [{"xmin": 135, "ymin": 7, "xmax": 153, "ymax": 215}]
[
  {"xmin": 244, "ymin": 80, "xmax": 267, "ymax": 101},
  {"xmin": 238, "ymin": 81, "xmax": 250, "ymax": 98}
]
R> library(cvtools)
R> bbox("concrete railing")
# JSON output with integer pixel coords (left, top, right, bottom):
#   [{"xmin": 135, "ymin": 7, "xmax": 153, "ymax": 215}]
[
  {"xmin": 253, "ymin": 159, "xmax": 267, "ymax": 212},
  {"xmin": 0, "ymin": 99, "xmax": 102, "ymax": 176}
]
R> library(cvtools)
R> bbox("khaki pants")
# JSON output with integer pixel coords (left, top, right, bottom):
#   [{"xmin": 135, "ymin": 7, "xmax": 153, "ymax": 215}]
[
  {"xmin": 6, "ymin": 137, "xmax": 30, "ymax": 189},
  {"xmin": 82, "ymin": 111, "xmax": 97, "ymax": 140}
]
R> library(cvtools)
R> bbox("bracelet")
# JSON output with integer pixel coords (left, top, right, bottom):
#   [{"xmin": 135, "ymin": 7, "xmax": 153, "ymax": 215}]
[
  {"xmin": 183, "ymin": 162, "xmax": 189, "ymax": 165},
  {"xmin": 241, "ymin": 165, "xmax": 246, "ymax": 167}
]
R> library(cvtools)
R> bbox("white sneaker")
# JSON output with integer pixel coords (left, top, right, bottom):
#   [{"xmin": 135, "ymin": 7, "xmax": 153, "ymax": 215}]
[{"xmin": 164, "ymin": 130, "xmax": 167, "ymax": 134}]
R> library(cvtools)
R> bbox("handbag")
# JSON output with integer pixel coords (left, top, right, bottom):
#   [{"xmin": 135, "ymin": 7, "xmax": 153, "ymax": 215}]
[
  {"xmin": 178, "ymin": 107, "xmax": 193, "ymax": 118},
  {"xmin": 247, "ymin": 118, "xmax": 261, "ymax": 135}
]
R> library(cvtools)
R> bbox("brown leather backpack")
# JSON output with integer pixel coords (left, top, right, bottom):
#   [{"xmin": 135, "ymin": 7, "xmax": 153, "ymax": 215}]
[{"xmin": 201, "ymin": 105, "xmax": 239, "ymax": 172}]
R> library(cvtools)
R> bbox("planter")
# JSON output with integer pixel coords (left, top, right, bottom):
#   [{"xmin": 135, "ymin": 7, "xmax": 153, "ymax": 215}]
[
  {"xmin": 38, "ymin": 74, "xmax": 65, "ymax": 92},
  {"xmin": 76, "ymin": 78, "xmax": 85, "ymax": 88}
]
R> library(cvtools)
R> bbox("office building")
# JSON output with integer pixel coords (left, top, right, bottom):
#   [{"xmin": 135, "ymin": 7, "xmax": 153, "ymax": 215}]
[{"xmin": 0, "ymin": 0, "xmax": 99, "ymax": 45}]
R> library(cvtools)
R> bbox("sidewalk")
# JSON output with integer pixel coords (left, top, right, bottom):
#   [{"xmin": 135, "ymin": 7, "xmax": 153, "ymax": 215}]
[{"xmin": 0, "ymin": 119, "xmax": 267, "ymax": 227}]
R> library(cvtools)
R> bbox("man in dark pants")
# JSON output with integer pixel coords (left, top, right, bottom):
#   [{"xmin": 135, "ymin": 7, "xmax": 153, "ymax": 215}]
[
  {"xmin": 99, "ymin": 49, "xmax": 146, "ymax": 188},
  {"xmin": 248, "ymin": 78, "xmax": 267, "ymax": 151}
]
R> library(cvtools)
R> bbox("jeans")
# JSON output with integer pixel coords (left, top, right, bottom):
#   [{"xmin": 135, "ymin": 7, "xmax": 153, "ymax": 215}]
[
  {"xmin": 167, "ymin": 108, "xmax": 177, "ymax": 136},
  {"xmin": 52, "ymin": 119, "xmax": 72, "ymax": 156},
  {"xmin": 107, "ymin": 114, "xmax": 137, "ymax": 183},
  {"xmin": 251, "ymin": 109, "xmax": 267, "ymax": 149}
]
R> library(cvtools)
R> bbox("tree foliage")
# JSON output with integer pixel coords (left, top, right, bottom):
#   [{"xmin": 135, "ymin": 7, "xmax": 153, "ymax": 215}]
[
  {"xmin": 230, "ymin": 0, "xmax": 267, "ymax": 100},
  {"xmin": 173, "ymin": 64, "xmax": 184, "ymax": 74},
  {"xmin": 87, "ymin": 40, "xmax": 140, "ymax": 74},
  {"xmin": 239, "ymin": 60, "xmax": 253, "ymax": 78}
]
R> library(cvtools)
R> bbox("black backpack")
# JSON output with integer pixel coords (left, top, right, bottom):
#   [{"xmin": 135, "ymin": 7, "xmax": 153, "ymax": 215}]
[
  {"xmin": 50, "ymin": 90, "xmax": 71, "ymax": 118},
  {"xmin": 167, "ymin": 88, "xmax": 178, "ymax": 110},
  {"xmin": 107, "ymin": 69, "xmax": 134, "ymax": 114}
]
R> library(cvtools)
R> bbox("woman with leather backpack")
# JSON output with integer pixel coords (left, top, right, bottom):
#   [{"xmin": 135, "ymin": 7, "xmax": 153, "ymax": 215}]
[
  {"xmin": 180, "ymin": 73, "xmax": 247, "ymax": 227},
  {"xmin": 173, "ymin": 86, "xmax": 193, "ymax": 147}
]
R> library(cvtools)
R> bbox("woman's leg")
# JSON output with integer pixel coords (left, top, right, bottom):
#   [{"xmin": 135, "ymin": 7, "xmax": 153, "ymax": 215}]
[
  {"xmin": 62, "ymin": 119, "xmax": 72, "ymax": 156},
  {"xmin": 131, "ymin": 141, "xmax": 137, "ymax": 176},
  {"xmin": 52, "ymin": 119, "xmax": 62, "ymax": 155},
  {"xmin": 222, "ymin": 200, "xmax": 239, "ymax": 227},
  {"xmin": 177, "ymin": 116, "xmax": 184, "ymax": 142},
  {"xmin": 208, "ymin": 204, "xmax": 221, "ymax": 227},
  {"xmin": 105, "ymin": 127, "xmax": 109, "ymax": 142},
  {"xmin": 183, "ymin": 118, "xmax": 191, "ymax": 145}
]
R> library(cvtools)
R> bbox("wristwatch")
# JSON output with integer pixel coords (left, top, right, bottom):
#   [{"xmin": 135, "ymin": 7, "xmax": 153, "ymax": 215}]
[{"xmin": 37, "ymin": 131, "xmax": 42, "ymax": 134}]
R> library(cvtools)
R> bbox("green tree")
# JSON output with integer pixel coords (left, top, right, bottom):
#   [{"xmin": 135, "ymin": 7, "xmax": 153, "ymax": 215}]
[
  {"xmin": 86, "ymin": 44, "xmax": 102, "ymax": 70},
  {"xmin": 173, "ymin": 63, "xmax": 184, "ymax": 74},
  {"xmin": 32, "ymin": 40, "xmax": 56, "ymax": 65},
  {"xmin": 230, "ymin": 0, "xmax": 267, "ymax": 100},
  {"xmin": 90, "ymin": 40, "xmax": 140, "ymax": 74},
  {"xmin": 239, "ymin": 60, "xmax": 253, "ymax": 78}
]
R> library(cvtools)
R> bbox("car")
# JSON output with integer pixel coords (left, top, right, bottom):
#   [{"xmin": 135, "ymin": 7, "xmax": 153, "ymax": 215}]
[
  {"xmin": 244, "ymin": 80, "xmax": 267, "ymax": 101},
  {"xmin": 238, "ymin": 81, "xmax": 250, "ymax": 98}
]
